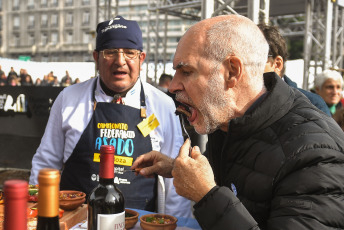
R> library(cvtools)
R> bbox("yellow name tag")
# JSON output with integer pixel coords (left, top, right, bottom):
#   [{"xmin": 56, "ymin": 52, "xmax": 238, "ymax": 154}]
[
  {"xmin": 137, "ymin": 113, "xmax": 160, "ymax": 137},
  {"xmin": 93, "ymin": 153, "xmax": 133, "ymax": 166}
]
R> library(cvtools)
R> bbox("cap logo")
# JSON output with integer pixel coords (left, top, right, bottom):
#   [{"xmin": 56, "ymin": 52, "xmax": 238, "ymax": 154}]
[{"xmin": 101, "ymin": 24, "xmax": 127, "ymax": 34}]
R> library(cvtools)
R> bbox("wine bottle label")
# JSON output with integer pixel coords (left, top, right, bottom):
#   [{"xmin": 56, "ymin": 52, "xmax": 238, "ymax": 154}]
[{"xmin": 97, "ymin": 211, "xmax": 125, "ymax": 230}]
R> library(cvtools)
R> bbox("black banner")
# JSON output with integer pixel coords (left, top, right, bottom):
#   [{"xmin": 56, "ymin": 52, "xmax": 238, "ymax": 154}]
[{"xmin": 0, "ymin": 86, "xmax": 63, "ymax": 169}]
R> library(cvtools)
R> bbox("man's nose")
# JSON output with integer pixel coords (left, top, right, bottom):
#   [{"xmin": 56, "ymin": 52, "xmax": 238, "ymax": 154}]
[
  {"xmin": 113, "ymin": 52, "xmax": 127, "ymax": 65},
  {"xmin": 168, "ymin": 77, "xmax": 179, "ymax": 94}
]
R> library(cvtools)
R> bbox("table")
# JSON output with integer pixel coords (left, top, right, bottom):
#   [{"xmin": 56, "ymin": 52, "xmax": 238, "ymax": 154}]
[{"xmin": 70, "ymin": 209, "xmax": 201, "ymax": 230}]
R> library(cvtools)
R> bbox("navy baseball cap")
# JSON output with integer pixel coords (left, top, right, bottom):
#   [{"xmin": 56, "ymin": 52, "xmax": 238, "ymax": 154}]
[{"xmin": 95, "ymin": 15, "xmax": 143, "ymax": 51}]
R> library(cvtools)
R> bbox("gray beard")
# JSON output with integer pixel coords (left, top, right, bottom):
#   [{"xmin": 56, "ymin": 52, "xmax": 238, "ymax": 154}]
[{"xmin": 197, "ymin": 72, "xmax": 233, "ymax": 134}]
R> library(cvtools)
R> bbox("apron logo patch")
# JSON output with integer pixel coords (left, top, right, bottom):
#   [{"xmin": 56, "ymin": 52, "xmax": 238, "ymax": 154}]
[
  {"xmin": 137, "ymin": 113, "xmax": 160, "ymax": 137},
  {"xmin": 93, "ymin": 153, "xmax": 133, "ymax": 166}
]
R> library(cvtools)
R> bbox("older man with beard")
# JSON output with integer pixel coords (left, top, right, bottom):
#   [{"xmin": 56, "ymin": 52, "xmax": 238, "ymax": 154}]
[{"xmin": 131, "ymin": 14, "xmax": 344, "ymax": 229}]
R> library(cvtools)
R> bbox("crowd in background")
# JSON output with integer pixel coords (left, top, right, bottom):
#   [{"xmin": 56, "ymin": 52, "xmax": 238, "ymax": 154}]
[
  {"xmin": 0, "ymin": 65, "xmax": 81, "ymax": 87},
  {"xmin": 2, "ymin": 61, "xmax": 344, "ymax": 132}
]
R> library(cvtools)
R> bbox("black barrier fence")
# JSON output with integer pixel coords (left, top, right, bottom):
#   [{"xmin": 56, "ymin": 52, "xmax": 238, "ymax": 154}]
[{"xmin": 0, "ymin": 86, "xmax": 63, "ymax": 169}]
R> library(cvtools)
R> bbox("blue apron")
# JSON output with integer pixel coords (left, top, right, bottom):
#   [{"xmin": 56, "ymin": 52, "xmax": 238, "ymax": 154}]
[{"xmin": 60, "ymin": 78, "xmax": 156, "ymax": 211}]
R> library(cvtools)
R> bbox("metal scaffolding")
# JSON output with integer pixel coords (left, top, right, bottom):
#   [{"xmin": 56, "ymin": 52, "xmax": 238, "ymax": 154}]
[
  {"xmin": 96, "ymin": 0, "xmax": 344, "ymax": 89},
  {"xmin": 271, "ymin": 0, "xmax": 344, "ymax": 89}
]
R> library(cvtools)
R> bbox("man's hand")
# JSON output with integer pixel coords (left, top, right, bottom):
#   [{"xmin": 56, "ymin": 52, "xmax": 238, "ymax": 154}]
[
  {"xmin": 131, "ymin": 150, "xmax": 174, "ymax": 178},
  {"xmin": 172, "ymin": 139, "xmax": 216, "ymax": 202}
]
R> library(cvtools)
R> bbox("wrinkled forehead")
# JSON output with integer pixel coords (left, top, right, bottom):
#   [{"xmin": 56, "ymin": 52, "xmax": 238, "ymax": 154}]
[
  {"xmin": 174, "ymin": 27, "xmax": 207, "ymax": 60},
  {"xmin": 324, "ymin": 78, "xmax": 343, "ymax": 86}
]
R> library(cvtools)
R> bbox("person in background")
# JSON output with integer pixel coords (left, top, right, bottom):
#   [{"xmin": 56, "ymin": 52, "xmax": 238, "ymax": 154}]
[
  {"xmin": 48, "ymin": 71, "xmax": 57, "ymax": 83},
  {"xmin": 8, "ymin": 77, "xmax": 17, "ymax": 86},
  {"xmin": 7, "ymin": 67, "xmax": 18, "ymax": 80},
  {"xmin": 157, "ymin": 73, "xmax": 177, "ymax": 104},
  {"xmin": 131, "ymin": 14, "xmax": 344, "ymax": 229},
  {"xmin": 52, "ymin": 77, "xmax": 60, "ymax": 87},
  {"xmin": 0, "ymin": 65, "xmax": 5, "ymax": 83},
  {"xmin": 61, "ymin": 77, "xmax": 72, "ymax": 87},
  {"xmin": 333, "ymin": 107, "xmax": 344, "ymax": 131},
  {"xmin": 21, "ymin": 74, "xmax": 33, "ymax": 86},
  {"xmin": 73, "ymin": 78, "xmax": 81, "ymax": 84},
  {"xmin": 258, "ymin": 23, "xmax": 331, "ymax": 116},
  {"xmin": 30, "ymin": 15, "xmax": 192, "ymax": 218},
  {"xmin": 314, "ymin": 69, "xmax": 343, "ymax": 115},
  {"xmin": 7, "ymin": 67, "xmax": 18, "ymax": 85},
  {"xmin": 41, "ymin": 74, "xmax": 51, "ymax": 86},
  {"xmin": 0, "ymin": 69, "xmax": 7, "ymax": 86},
  {"xmin": 157, "ymin": 73, "xmax": 173, "ymax": 93},
  {"xmin": 35, "ymin": 78, "xmax": 42, "ymax": 86},
  {"xmin": 19, "ymin": 69, "xmax": 30, "ymax": 85},
  {"xmin": 61, "ymin": 70, "xmax": 73, "ymax": 85}
]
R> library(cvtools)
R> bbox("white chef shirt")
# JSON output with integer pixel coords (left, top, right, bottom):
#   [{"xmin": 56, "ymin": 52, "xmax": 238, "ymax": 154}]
[{"xmin": 29, "ymin": 76, "xmax": 192, "ymax": 218}]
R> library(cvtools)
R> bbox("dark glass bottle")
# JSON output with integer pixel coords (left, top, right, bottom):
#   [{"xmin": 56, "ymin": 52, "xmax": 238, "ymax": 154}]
[
  {"xmin": 88, "ymin": 145, "xmax": 125, "ymax": 230},
  {"xmin": 36, "ymin": 168, "xmax": 60, "ymax": 230},
  {"xmin": 3, "ymin": 179, "xmax": 28, "ymax": 230}
]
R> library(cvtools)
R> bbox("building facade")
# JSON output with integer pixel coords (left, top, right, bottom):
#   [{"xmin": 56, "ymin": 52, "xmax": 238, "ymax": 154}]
[{"xmin": 0, "ymin": 0, "xmax": 194, "ymax": 63}]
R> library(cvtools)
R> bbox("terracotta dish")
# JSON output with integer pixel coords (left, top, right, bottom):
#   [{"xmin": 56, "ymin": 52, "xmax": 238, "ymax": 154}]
[
  {"xmin": 140, "ymin": 213, "xmax": 177, "ymax": 230},
  {"xmin": 59, "ymin": 190, "xmax": 86, "ymax": 211},
  {"xmin": 125, "ymin": 209, "xmax": 139, "ymax": 229}
]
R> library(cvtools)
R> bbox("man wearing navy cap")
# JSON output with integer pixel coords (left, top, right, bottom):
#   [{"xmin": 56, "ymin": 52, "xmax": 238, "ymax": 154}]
[{"xmin": 29, "ymin": 16, "xmax": 192, "ymax": 218}]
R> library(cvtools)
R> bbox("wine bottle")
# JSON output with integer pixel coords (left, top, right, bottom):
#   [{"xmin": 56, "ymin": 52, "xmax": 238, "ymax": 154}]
[
  {"xmin": 36, "ymin": 168, "xmax": 60, "ymax": 230},
  {"xmin": 3, "ymin": 180, "xmax": 28, "ymax": 230},
  {"xmin": 88, "ymin": 145, "xmax": 125, "ymax": 230}
]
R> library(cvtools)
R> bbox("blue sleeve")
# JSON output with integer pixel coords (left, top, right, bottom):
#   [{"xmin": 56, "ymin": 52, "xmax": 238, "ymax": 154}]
[{"xmin": 298, "ymin": 89, "xmax": 331, "ymax": 116}]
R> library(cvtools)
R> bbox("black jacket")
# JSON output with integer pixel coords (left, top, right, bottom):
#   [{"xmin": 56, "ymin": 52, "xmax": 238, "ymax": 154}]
[{"xmin": 194, "ymin": 72, "xmax": 344, "ymax": 229}]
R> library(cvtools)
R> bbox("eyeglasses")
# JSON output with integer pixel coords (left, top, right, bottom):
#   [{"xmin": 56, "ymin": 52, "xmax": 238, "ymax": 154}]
[{"xmin": 101, "ymin": 49, "xmax": 141, "ymax": 60}]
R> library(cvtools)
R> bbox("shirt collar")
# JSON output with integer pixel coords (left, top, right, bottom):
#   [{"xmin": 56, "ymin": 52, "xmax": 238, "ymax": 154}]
[{"xmin": 95, "ymin": 76, "xmax": 141, "ymax": 106}]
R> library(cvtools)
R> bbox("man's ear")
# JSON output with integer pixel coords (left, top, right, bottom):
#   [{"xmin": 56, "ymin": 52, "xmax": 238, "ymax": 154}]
[
  {"xmin": 93, "ymin": 51, "xmax": 99, "ymax": 70},
  {"xmin": 139, "ymin": 52, "xmax": 146, "ymax": 70},
  {"xmin": 224, "ymin": 56, "xmax": 243, "ymax": 89},
  {"xmin": 273, "ymin": 55, "xmax": 284, "ymax": 76}
]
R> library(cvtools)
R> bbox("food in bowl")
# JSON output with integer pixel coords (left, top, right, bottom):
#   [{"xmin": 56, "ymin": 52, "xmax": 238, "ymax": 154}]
[
  {"xmin": 59, "ymin": 190, "xmax": 86, "ymax": 211},
  {"xmin": 125, "ymin": 209, "xmax": 139, "ymax": 229},
  {"xmin": 28, "ymin": 184, "xmax": 39, "ymax": 202},
  {"xmin": 140, "ymin": 214, "xmax": 177, "ymax": 230}
]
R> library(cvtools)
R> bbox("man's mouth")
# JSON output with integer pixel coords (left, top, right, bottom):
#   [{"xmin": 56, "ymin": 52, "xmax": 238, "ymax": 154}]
[
  {"xmin": 175, "ymin": 102, "xmax": 197, "ymax": 124},
  {"xmin": 175, "ymin": 104, "xmax": 192, "ymax": 118},
  {"xmin": 113, "ymin": 71, "xmax": 127, "ymax": 76}
]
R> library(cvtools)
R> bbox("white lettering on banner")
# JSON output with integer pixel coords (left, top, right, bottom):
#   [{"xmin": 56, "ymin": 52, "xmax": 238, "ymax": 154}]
[
  {"xmin": 0, "ymin": 94, "xmax": 6, "ymax": 109},
  {"xmin": 2, "ymin": 94, "xmax": 27, "ymax": 113}
]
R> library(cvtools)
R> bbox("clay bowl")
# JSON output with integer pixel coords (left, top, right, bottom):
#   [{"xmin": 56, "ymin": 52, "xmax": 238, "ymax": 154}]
[
  {"xmin": 59, "ymin": 190, "xmax": 86, "ymax": 211},
  {"xmin": 140, "ymin": 213, "xmax": 177, "ymax": 230},
  {"xmin": 125, "ymin": 209, "xmax": 139, "ymax": 229}
]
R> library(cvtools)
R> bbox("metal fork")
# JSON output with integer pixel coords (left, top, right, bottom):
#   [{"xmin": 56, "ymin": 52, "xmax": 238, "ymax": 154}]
[{"xmin": 180, "ymin": 115, "xmax": 192, "ymax": 155}]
